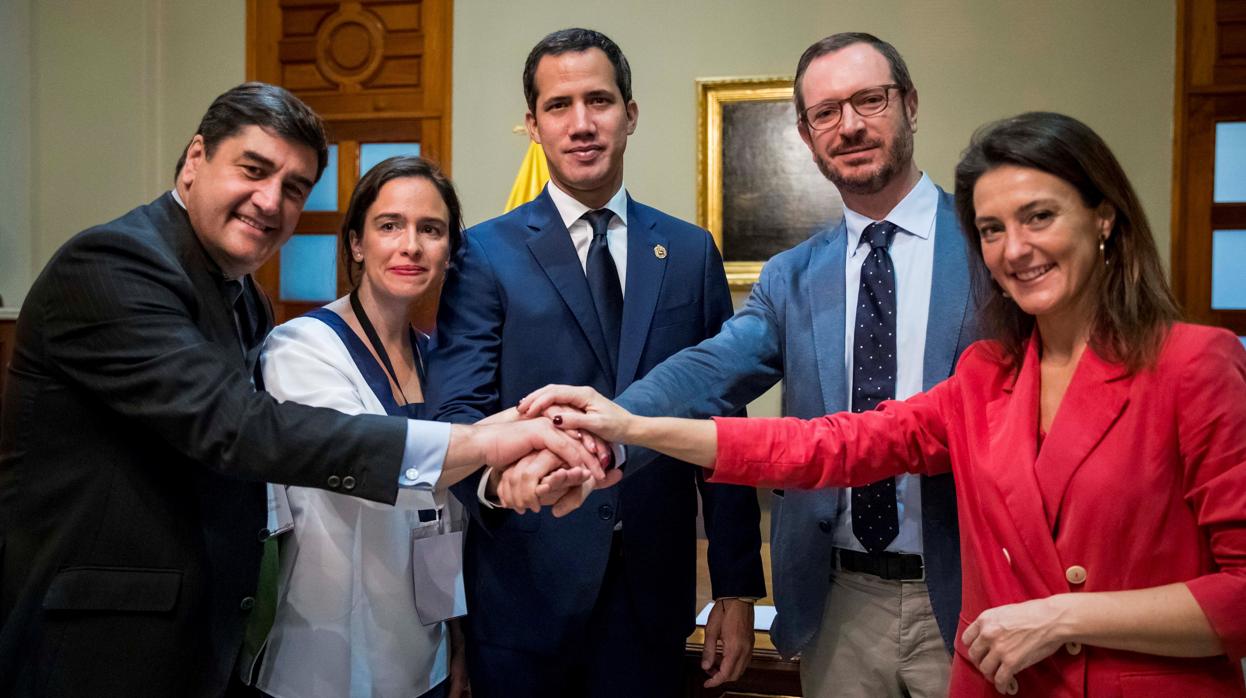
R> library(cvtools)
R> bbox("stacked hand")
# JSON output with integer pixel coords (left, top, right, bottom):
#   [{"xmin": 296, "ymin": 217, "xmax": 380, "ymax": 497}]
[{"xmin": 478, "ymin": 390, "xmax": 632, "ymax": 516}]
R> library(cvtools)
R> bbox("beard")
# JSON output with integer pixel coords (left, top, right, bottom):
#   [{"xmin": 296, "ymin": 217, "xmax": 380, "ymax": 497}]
[{"xmin": 815, "ymin": 121, "xmax": 915, "ymax": 196}]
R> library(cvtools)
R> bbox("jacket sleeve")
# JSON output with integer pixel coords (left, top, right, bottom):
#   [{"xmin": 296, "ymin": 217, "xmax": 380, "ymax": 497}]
[
  {"xmin": 615, "ymin": 235, "xmax": 787, "ymax": 476},
  {"xmin": 37, "ymin": 228, "xmax": 405, "ymax": 504},
  {"xmin": 710, "ymin": 367, "xmax": 960, "ymax": 491},
  {"xmin": 692, "ymin": 228, "xmax": 766, "ymax": 600},
  {"xmin": 425, "ymin": 231, "xmax": 506, "ymax": 525},
  {"xmin": 1176, "ymin": 329, "xmax": 1246, "ymax": 661}
]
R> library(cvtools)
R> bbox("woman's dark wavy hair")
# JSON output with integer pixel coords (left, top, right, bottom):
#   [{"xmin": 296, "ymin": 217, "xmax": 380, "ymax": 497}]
[
  {"xmin": 340, "ymin": 156, "xmax": 463, "ymax": 287},
  {"xmin": 953, "ymin": 112, "xmax": 1181, "ymax": 372}
]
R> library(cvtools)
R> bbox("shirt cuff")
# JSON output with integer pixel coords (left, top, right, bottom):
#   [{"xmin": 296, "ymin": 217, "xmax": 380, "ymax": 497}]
[
  {"xmin": 613, "ymin": 443, "xmax": 628, "ymax": 470},
  {"xmin": 398, "ymin": 419, "xmax": 451, "ymax": 489},
  {"xmin": 476, "ymin": 466, "xmax": 505, "ymax": 508}
]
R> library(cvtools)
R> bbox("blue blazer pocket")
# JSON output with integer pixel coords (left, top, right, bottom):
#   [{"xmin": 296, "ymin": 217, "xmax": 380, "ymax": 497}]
[
  {"xmin": 42, "ymin": 566, "xmax": 182, "ymax": 613},
  {"xmin": 651, "ymin": 298, "xmax": 700, "ymax": 330}
]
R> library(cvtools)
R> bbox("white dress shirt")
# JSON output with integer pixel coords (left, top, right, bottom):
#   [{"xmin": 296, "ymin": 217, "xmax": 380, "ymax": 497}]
[
  {"xmin": 833, "ymin": 173, "xmax": 938, "ymax": 556},
  {"xmin": 545, "ymin": 179, "xmax": 629, "ymax": 295}
]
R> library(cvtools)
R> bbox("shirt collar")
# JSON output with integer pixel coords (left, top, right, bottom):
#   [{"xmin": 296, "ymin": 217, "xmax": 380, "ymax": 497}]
[
  {"xmin": 843, "ymin": 172, "xmax": 937, "ymax": 252},
  {"xmin": 170, "ymin": 187, "xmax": 187, "ymax": 210},
  {"xmin": 546, "ymin": 179, "xmax": 629, "ymax": 230}
]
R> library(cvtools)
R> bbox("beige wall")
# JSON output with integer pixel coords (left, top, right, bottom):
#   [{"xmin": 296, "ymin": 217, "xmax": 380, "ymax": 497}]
[{"xmin": 0, "ymin": 0, "xmax": 244, "ymax": 307}]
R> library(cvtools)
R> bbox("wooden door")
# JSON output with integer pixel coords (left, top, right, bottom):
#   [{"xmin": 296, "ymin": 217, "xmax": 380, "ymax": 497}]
[
  {"xmin": 1172, "ymin": 0, "xmax": 1246, "ymax": 339},
  {"xmin": 246, "ymin": 0, "xmax": 453, "ymax": 326}
]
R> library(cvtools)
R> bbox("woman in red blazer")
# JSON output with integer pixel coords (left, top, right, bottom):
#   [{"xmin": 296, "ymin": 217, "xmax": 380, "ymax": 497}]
[{"xmin": 523, "ymin": 112, "xmax": 1246, "ymax": 697}]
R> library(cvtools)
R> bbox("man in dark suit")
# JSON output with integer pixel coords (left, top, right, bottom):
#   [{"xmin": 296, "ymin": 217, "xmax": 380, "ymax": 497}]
[
  {"xmin": 426, "ymin": 28, "xmax": 765, "ymax": 698},
  {"xmin": 0, "ymin": 82, "xmax": 599, "ymax": 697},
  {"xmin": 529, "ymin": 33, "xmax": 976, "ymax": 698}
]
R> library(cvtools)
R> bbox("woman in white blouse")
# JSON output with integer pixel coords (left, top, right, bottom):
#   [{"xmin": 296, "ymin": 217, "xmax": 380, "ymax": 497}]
[{"xmin": 256, "ymin": 156, "xmax": 469, "ymax": 698}]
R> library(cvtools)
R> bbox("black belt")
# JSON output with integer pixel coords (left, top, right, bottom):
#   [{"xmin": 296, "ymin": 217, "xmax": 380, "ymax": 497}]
[{"xmin": 835, "ymin": 548, "xmax": 924, "ymax": 581}]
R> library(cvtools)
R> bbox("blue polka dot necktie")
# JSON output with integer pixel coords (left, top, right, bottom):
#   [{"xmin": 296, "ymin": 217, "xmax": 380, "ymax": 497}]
[
  {"xmin": 851, "ymin": 220, "xmax": 901, "ymax": 553},
  {"xmin": 583, "ymin": 209, "xmax": 623, "ymax": 376}
]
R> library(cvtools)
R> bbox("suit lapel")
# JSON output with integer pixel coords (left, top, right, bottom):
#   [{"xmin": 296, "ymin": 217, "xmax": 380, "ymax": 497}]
[
  {"xmin": 809, "ymin": 223, "xmax": 847, "ymax": 414},
  {"xmin": 524, "ymin": 190, "xmax": 614, "ymax": 378},
  {"xmin": 985, "ymin": 337, "xmax": 1065, "ymax": 594},
  {"xmin": 616, "ymin": 196, "xmax": 665, "ymax": 392},
  {"xmin": 243, "ymin": 277, "xmax": 275, "ymax": 381},
  {"xmin": 1034, "ymin": 345, "xmax": 1131, "ymax": 531},
  {"xmin": 922, "ymin": 189, "xmax": 972, "ymax": 389},
  {"xmin": 158, "ymin": 192, "xmax": 248, "ymax": 370}
]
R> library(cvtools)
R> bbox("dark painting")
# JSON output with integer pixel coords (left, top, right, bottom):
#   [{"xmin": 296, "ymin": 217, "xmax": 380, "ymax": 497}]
[{"xmin": 720, "ymin": 100, "xmax": 843, "ymax": 262}]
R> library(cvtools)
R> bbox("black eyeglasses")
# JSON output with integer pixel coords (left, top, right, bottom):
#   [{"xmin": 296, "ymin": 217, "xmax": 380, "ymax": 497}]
[{"xmin": 802, "ymin": 84, "xmax": 903, "ymax": 131}]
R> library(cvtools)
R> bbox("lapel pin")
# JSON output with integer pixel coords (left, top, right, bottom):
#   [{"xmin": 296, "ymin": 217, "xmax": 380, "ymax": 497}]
[{"xmin": 653, "ymin": 244, "xmax": 667, "ymax": 259}]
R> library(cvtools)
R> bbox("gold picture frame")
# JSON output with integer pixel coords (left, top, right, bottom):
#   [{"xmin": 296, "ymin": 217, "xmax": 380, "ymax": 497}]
[{"xmin": 697, "ymin": 76, "xmax": 843, "ymax": 290}]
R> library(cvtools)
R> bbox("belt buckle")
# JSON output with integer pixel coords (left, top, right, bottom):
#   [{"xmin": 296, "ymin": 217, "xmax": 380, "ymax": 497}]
[{"xmin": 912, "ymin": 555, "xmax": 926, "ymax": 583}]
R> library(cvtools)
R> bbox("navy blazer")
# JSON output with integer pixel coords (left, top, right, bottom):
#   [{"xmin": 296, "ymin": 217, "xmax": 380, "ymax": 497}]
[
  {"xmin": 427, "ymin": 189, "xmax": 765, "ymax": 653},
  {"xmin": 616, "ymin": 186, "xmax": 976, "ymax": 656}
]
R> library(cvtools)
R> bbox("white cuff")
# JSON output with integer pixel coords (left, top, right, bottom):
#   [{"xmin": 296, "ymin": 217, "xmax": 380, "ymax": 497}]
[
  {"xmin": 476, "ymin": 466, "xmax": 501, "ymax": 508},
  {"xmin": 398, "ymin": 419, "xmax": 452, "ymax": 489}
]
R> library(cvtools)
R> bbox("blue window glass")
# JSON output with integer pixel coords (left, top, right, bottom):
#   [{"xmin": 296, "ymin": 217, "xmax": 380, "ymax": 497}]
[
  {"xmin": 360, "ymin": 142, "xmax": 421, "ymax": 178},
  {"xmin": 1240, "ymin": 337, "xmax": 1246, "ymax": 352},
  {"xmin": 1214, "ymin": 122, "xmax": 1246, "ymax": 203},
  {"xmin": 303, "ymin": 144, "xmax": 339, "ymax": 212},
  {"xmin": 280, "ymin": 235, "xmax": 338, "ymax": 302},
  {"xmin": 1212, "ymin": 229, "xmax": 1246, "ymax": 310}
]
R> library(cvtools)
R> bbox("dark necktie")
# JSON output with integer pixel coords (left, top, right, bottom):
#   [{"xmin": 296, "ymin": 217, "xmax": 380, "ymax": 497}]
[
  {"xmin": 851, "ymin": 221, "xmax": 901, "ymax": 553},
  {"xmin": 583, "ymin": 209, "xmax": 623, "ymax": 376},
  {"xmin": 225, "ymin": 278, "xmax": 261, "ymax": 355}
]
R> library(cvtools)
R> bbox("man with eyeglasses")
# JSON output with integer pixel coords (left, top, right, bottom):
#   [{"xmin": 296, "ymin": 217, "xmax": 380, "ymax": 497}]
[{"xmin": 587, "ymin": 32, "xmax": 977, "ymax": 697}]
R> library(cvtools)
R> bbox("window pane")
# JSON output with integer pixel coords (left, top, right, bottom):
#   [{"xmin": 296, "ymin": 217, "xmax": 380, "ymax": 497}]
[
  {"xmin": 280, "ymin": 235, "xmax": 337, "ymax": 302},
  {"xmin": 1212, "ymin": 229, "xmax": 1246, "ymax": 310},
  {"xmin": 303, "ymin": 144, "xmax": 340, "ymax": 212},
  {"xmin": 1214, "ymin": 122, "xmax": 1246, "ymax": 203},
  {"xmin": 360, "ymin": 142, "xmax": 420, "ymax": 177}
]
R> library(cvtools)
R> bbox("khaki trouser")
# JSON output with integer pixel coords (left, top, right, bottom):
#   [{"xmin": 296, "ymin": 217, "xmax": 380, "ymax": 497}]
[{"xmin": 800, "ymin": 569, "xmax": 951, "ymax": 698}]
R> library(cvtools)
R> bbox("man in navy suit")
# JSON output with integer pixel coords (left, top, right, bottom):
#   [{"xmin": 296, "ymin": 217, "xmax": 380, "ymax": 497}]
[
  {"xmin": 535, "ymin": 33, "xmax": 977, "ymax": 698},
  {"xmin": 427, "ymin": 28, "xmax": 765, "ymax": 698}
]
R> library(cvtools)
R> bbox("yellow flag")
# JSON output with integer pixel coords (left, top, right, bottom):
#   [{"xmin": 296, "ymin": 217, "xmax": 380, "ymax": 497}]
[{"xmin": 504, "ymin": 140, "xmax": 550, "ymax": 213}]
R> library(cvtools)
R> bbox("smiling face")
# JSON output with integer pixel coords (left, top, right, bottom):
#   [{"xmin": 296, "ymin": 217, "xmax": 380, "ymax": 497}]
[
  {"xmin": 525, "ymin": 48, "xmax": 638, "ymax": 209},
  {"xmin": 350, "ymin": 176, "xmax": 451, "ymax": 306},
  {"xmin": 797, "ymin": 43, "xmax": 917, "ymax": 199},
  {"xmin": 178, "ymin": 125, "xmax": 318, "ymax": 278},
  {"xmin": 973, "ymin": 165, "xmax": 1115, "ymax": 332}
]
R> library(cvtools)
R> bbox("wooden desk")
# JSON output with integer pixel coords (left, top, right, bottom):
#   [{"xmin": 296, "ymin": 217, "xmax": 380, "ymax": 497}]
[{"xmin": 684, "ymin": 626, "xmax": 802, "ymax": 697}]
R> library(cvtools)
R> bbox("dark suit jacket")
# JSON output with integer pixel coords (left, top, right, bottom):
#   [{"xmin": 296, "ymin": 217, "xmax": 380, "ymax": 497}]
[
  {"xmin": 0, "ymin": 193, "xmax": 408, "ymax": 697},
  {"xmin": 426, "ymin": 189, "xmax": 765, "ymax": 655}
]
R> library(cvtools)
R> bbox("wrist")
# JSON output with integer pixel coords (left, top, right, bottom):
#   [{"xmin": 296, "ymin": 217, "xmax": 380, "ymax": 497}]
[
  {"xmin": 622, "ymin": 414, "xmax": 647, "ymax": 448},
  {"xmin": 451, "ymin": 423, "xmax": 490, "ymax": 469},
  {"xmin": 1045, "ymin": 593, "xmax": 1081, "ymax": 644}
]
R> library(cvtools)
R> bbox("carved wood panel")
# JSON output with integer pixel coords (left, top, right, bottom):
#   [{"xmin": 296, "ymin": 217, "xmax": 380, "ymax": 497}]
[{"xmin": 248, "ymin": 0, "xmax": 452, "ymax": 324}]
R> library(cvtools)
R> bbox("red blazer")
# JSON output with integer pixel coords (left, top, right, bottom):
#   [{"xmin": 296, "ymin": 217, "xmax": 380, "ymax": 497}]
[{"xmin": 712, "ymin": 324, "xmax": 1246, "ymax": 697}]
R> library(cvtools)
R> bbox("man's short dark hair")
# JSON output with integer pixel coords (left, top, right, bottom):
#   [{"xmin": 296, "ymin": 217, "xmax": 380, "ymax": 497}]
[
  {"xmin": 173, "ymin": 82, "xmax": 329, "ymax": 184},
  {"xmin": 793, "ymin": 33, "xmax": 915, "ymax": 118},
  {"xmin": 522, "ymin": 28, "xmax": 632, "ymax": 113}
]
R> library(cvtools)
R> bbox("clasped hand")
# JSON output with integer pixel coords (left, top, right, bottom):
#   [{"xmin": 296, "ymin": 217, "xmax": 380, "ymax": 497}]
[{"xmin": 486, "ymin": 385, "xmax": 635, "ymax": 516}]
